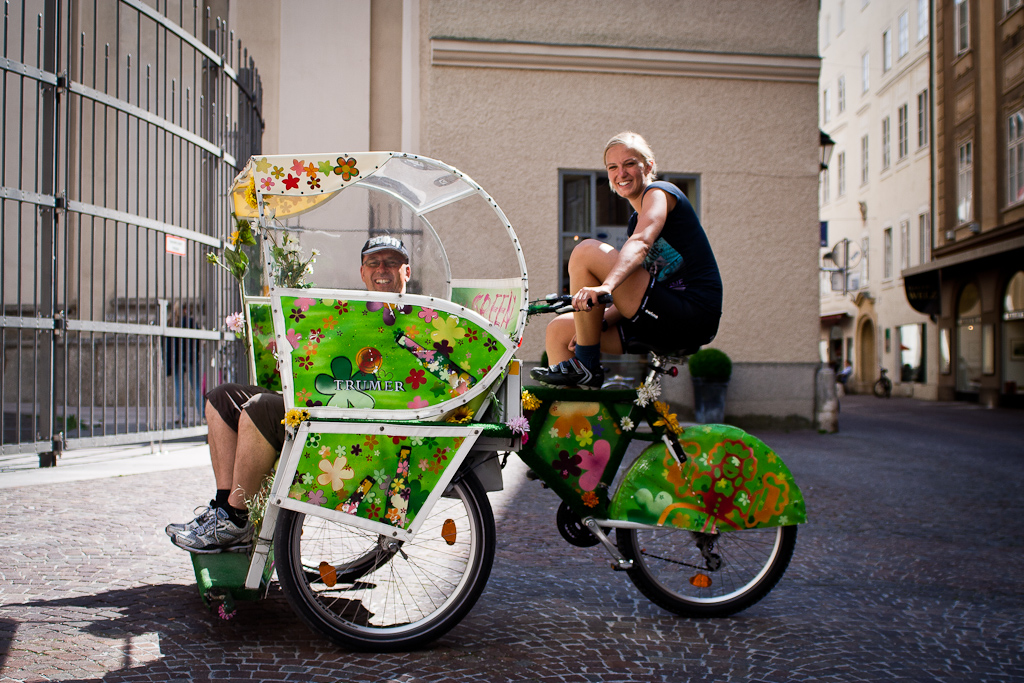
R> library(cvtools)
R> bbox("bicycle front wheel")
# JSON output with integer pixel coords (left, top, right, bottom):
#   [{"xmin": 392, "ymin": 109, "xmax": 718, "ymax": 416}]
[
  {"xmin": 873, "ymin": 379, "xmax": 891, "ymax": 398},
  {"xmin": 617, "ymin": 524, "xmax": 797, "ymax": 618},
  {"xmin": 275, "ymin": 471, "xmax": 495, "ymax": 651}
]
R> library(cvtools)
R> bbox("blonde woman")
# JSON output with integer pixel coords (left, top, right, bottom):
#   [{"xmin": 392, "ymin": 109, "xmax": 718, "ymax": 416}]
[{"xmin": 532, "ymin": 132, "xmax": 722, "ymax": 387}]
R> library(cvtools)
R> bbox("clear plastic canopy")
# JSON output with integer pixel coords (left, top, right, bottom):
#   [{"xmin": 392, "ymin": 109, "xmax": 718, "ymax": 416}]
[{"xmin": 229, "ymin": 152, "xmax": 529, "ymax": 341}]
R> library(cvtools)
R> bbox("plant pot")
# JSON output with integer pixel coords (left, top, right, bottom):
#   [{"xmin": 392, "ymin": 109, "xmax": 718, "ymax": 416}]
[{"xmin": 692, "ymin": 378, "xmax": 728, "ymax": 424}]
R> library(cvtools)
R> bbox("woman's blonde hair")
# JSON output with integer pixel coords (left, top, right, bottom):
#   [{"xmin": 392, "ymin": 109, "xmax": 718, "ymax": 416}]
[{"xmin": 603, "ymin": 131, "xmax": 658, "ymax": 181}]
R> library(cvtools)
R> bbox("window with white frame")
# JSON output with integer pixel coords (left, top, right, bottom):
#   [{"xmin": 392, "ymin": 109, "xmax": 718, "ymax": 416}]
[
  {"xmin": 883, "ymin": 29, "xmax": 892, "ymax": 72},
  {"xmin": 1007, "ymin": 0, "xmax": 1022, "ymax": 16},
  {"xmin": 898, "ymin": 12, "xmax": 909, "ymax": 58},
  {"xmin": 823, "ymin": 15, "xmax": 831, "ymax": 48},
  {"xmin": 838, "ymin": 75, "xmax": 846, "ymax": 113},
  {"xmin": 1009, "ymin": 110, "xmax": 1024, "ymax": 205},
  {"xmin": 822, "ymin": 167, "xmax": 831, "ymax": 204},
  {"xmin": 884, "ymin": 227, "xmax": 893, "ymax": 279},
  {"xmin": 918, "ymin": 0, "xmax": 929, "ymax": 41},
  {"xmin": 957, "ymin": 139, "xmax": 973, "ymax": 223},
  {"xmin": 898, "ymin": 104, "xmax": 909, "ymax": 160},
  {"xmin": 862, "ymin": 52, "xmax": 870, "ymax": 93},
  {"xmin": 956, "ymin": 0, "xmax": 970, "ymax": 55},
  {"xmin": 919, "ymin": 212, "xmax": 930, "ymax": 264},
  {"xmin": 917, "ymin": 89, "xmax": 929, "ymax": 148},
  {"xmin": 882, "ymin": 116, "xmax": 891, "ymax": 169},
  {"xmin": 838, "ymin": 151, "xmax": 846, "ymax": 196},
  {"xmin": 824, "ymin": 88, "xmax": 832, "ymax": 124},
  {"xmin": 839, "ymin": 0, "xmax": 846, "ymax": 32},
  {"xmin": 900, "ymin": 220, "xmax": 910, "ymax": 271},
  {"xmin": 861, "ymin": 134, "xmax": 870, "ymax": 185}
]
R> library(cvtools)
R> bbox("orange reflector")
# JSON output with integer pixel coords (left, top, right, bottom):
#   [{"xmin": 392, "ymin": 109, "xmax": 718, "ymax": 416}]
[
  {"xmin": 442, "ymin": 518, "xmax": 457, "ymax": 545},
  {"xmin": 689, "ymin": 573, "xmax": 712, "ymax": 588},
  {"xmin": 319, "ymin": 561, "xmax": 338, "ymax": 587}
]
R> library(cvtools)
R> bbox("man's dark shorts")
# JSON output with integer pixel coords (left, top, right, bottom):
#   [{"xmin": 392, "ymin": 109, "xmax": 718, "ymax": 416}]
[
  {"xmin": 617, "ymin": 277, "xmax": 721, "ymax": 354},
  {"xmin": 206, "ymin": 383, "xmax": 286, "ymax": 452}
]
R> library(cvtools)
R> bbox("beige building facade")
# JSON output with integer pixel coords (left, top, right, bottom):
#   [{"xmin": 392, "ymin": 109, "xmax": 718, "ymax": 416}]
[
  {"xmin": 232, "ymin": 0, "xmax": 824, "ymax": 425},
  {"xmin": 818, "ymin": 0, "xmax": 938, "ymax": 399}
]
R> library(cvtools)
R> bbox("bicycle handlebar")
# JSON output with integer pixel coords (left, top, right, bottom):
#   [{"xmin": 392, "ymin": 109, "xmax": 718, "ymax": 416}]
[{"xmin": 527, "ymin": 293, "xmax": 614, "ymax": 316}]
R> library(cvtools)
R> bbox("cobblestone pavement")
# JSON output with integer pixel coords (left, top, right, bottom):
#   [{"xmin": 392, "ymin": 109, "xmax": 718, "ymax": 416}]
[{"xmin": 1, "ymin": 395, "xmax": 1022, "ymax": 682}]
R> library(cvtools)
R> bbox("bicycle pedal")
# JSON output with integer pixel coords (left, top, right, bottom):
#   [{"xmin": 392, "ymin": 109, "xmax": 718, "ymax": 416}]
[{"xmin": 525, "ymin": 469, "xmax": 549, "ymax": 487}]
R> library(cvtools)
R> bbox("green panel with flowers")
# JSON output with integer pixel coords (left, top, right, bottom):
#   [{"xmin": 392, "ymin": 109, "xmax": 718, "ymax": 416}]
[
  {"xmin": 609, "ymin": 424, "xmax": 807, "ymax": 532},
  {"xmin": 280, "ymin": 296, "xmax": 507, "ymax": 411},
  {"xmin": 526, "ymin": 400, "xmax": 633, "ymax": 516},
  {"xmin": 287, "ymin": 431, "xmax": 466, "ymax": 530},
  {"xmin": 247, "ymin": 302, "xmax": 282, "ymax": 391}
]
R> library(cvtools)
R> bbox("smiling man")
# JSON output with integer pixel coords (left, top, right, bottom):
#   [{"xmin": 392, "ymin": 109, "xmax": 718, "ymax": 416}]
[{"xmin": 166, "ymin": 235, "xmax": 411, "ymax": 554}]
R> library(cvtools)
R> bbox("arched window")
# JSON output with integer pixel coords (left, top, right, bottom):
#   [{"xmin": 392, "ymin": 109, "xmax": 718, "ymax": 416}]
[
  {"xmin": 1003, "ymin": 272, "xmax": 1024, "ymax": 395},
  {"xmin": 956, "ymin": 283, "xmax": 982, "ymax": 393}
]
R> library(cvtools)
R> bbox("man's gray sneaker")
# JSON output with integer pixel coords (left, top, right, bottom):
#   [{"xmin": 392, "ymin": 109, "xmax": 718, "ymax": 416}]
[
  {"xmin": 170, "ymin": 506, "xmax": 253, "ymax": 554},
  {"xmin": 164, "ymin": 501, "xmax": 218, "ymax": 538}
]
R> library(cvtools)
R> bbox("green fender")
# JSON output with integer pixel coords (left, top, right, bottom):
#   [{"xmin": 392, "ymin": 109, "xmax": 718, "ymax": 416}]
[{"xmin": 608, "ymin": 424, "xmax": 806, "ymax": 532}]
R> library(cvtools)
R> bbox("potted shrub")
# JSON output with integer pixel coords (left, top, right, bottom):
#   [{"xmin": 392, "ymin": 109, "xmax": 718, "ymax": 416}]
[{"xmin": 688, "ymin": 348, "xmax": 732, "ymax": 423}]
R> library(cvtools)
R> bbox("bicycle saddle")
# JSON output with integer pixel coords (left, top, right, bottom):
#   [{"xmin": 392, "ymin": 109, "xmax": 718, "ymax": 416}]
[{"xmin": 623, "ymin": 340, "xmax": 702, "ymax": 359}]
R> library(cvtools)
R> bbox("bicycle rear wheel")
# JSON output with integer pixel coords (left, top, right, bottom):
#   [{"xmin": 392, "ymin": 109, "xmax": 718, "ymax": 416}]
[
  {"xmin": 275, "ymin": 471, "xmax": 495, "ymax": 651},
  {"xmin": 617, "ymin": 524, "xmax": 797, "ymax": 618},
  {"xmin": 873, "ymin": 378, "xmax": 891, "ymax": 398}
]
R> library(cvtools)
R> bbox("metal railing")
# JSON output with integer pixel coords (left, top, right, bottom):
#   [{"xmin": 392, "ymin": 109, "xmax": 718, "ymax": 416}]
[{"xmin": 1, "ymin": 0, "xmax": 262, "ymax": 466}]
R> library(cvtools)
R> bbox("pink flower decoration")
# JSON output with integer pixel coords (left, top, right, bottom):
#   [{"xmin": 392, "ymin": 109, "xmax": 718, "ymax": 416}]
[
  {"xmin": 260, "ymin": 177, "xmax": 274, "ymax": 191},
  {"xmin": 306, "ymin": 489, "xmax": 326, "ymax": 506},
  {"xmin": 294, "ymin": 297, "xmax": 316, "ymax": 312},
  {"xmin": 407, "ymin": 396, "xmax": 430, "ymax": 409},
  {"xmin": 577, "ymin": 440, "xmax": 611, "ymax": 492},
  {"xmin": 418, "ymin": 308, "xmax": 438, "ymax": 323},
  {"xmin": 291, "ymin": 159, "xmax": 306, "ymax": 175},
  {"xmin": 287, "ymin": 329, "xmax": 303, "ymax": 349}
]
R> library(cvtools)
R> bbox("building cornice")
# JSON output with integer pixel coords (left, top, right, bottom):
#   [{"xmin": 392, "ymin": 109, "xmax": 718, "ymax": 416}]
[{"xmin": 430, "ymin": 38, "xmax": 821, "ymax": 84}]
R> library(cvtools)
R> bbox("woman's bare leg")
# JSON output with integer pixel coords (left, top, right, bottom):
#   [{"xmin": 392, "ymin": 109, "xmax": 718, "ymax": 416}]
[{"xmin": 567, "ymin": 239, "xmax": 650, "ymax": 347}]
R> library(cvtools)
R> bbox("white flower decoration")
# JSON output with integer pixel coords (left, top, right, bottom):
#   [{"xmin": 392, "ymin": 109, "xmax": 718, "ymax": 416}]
[
  {"xmin": 620, "ymin": 416, "xmax": 635, "ymax": 431},
  {"xmin": 634, "ymin": 377, "xmax": 662, "ymax": 407}
]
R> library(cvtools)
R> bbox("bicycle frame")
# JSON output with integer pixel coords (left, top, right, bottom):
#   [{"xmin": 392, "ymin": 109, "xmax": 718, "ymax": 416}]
[{"xmin": 515, "ymin": 356, "xmax": 806, "ymax": 569}]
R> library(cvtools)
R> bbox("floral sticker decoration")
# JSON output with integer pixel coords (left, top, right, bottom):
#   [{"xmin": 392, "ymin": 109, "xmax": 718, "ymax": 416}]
[
  {"xmin": 291, "ymin": 432, "xmax": 466, "ymax": 530},
  {"xmin": 281, "ymin": 297, "xmax": 507, "ymax": 413}
]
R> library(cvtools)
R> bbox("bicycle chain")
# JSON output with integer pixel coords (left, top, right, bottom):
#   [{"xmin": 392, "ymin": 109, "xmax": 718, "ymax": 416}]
[{"xmin": 640, "ymin": 549, "xmax": 707, "ymax": 571}]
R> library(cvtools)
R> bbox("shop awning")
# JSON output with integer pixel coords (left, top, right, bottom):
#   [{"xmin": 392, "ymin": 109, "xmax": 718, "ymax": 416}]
[{"xmin": 820, "ymin": 312, "xmax": 850, "ymax": 326}]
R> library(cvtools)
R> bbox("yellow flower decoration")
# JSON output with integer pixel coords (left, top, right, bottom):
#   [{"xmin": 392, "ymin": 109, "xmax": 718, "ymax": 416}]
[
  {"xmin": 446, "ymin": 405, "xmax": 475, "ymax": 423},
  {"xmin": 430, "ymin": 315, "xmax": 466, "ymax": 345},
  {"xmin": 576, "ymin": 428, "xmax": 594, "ymax": 447},
  {"xmin": 229, "ymin": 230, "xmax": 241, "ymax": 247},
  {"xmin": 244, "ymin": 176, "xmax": 258, "ymax": 209},
  {"xmin": 521, "ymin": 390, "xmax": 542, "ymax": 412},
  {"xmin": 282, "ymin": 408, "xmax": 310, "ymax": 431},
  {"xmin": 652, "ymin": 400, "xmax": 682, "ymax": 435}
]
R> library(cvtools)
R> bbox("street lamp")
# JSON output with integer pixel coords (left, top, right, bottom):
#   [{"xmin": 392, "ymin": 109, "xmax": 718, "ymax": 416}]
[{"xmin": 820, "ymin": 130, "xmax": 836, "ymax": 171}]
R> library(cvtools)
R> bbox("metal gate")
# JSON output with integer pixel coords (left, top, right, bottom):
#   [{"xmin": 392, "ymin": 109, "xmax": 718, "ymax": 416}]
[{"xmin": 1, "ymin": 0, "xmax": 262, "ymax": 466}]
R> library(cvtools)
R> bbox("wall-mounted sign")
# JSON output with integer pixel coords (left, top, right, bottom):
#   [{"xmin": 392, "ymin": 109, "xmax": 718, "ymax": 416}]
[{"xmin": 166, "ymin": 234, "xmax": 187, "ymax": 257}]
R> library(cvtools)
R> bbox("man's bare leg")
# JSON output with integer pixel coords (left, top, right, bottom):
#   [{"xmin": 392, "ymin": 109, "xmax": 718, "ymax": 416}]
[
  {"xmin": 227, "ymin": 409, "xmax": 280, "ymax": 512},
  {"xmin": 206, "ymin": 400, "xmax": 237, "ymax": 491}
]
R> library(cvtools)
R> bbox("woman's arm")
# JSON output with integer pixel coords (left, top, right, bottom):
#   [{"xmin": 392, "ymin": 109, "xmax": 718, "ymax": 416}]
[{"xmin": 574, "ymin": 187, "xmax": 676, "ymax": 309}]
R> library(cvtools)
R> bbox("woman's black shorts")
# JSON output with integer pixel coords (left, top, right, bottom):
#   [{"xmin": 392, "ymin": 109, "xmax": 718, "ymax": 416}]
[{"xmin": 617, "ymin": 277, "xmax": 720, "ymax": 355}]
